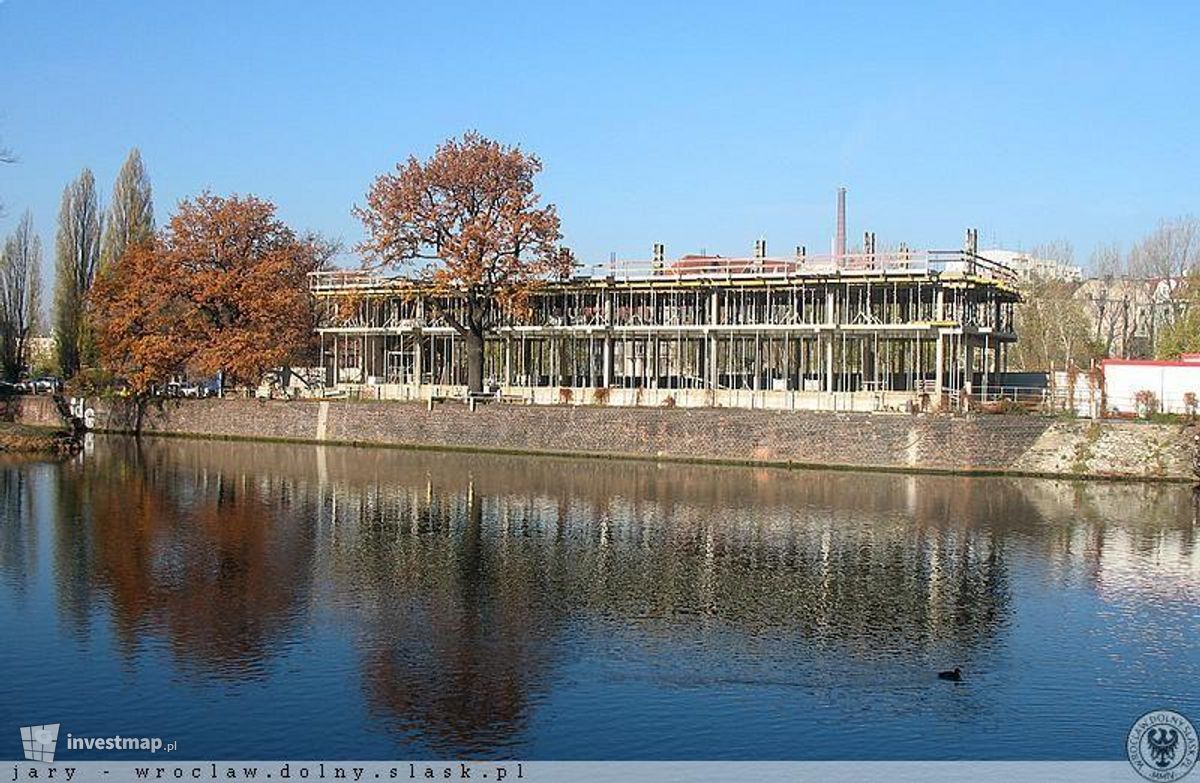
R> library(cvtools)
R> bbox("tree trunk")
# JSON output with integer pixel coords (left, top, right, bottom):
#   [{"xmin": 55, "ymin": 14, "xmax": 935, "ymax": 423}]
[{"xmin": 465, "ymin": 328, "xmax": 484, "ymax": 394}]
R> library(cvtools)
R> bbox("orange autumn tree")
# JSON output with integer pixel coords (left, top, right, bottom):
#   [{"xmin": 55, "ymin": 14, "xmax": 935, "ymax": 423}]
[
  {"xmin": 91, "ymin": 193, "xmax": 324, "ymax": 392},
  {"xmin": 355, "ymin": 132, "xmax": 574, "ymax": 394}
]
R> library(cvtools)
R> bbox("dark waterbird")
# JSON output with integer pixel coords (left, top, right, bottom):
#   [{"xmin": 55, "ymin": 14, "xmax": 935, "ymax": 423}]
[{"xmin": 938, "ymin": 667, "xmax": 963, "ymax": 681}]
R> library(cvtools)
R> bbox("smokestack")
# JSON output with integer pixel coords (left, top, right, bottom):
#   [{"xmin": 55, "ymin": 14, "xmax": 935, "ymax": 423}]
[{"xmin": 835, "ymin": 187, "xmax": 847, "ymax": 260}]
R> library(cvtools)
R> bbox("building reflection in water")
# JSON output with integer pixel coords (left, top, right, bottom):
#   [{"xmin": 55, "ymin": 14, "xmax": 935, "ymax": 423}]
[{"xmin": 0, "ymin": 436, "xmax": 1196, "ymax": 756}]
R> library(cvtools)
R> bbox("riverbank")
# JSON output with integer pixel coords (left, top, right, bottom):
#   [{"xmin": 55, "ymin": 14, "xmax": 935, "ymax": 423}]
[
  {"xmin": 0, "ymin": 420, "xmax": 80, "ymax": 454},
  {"xmin": 8, "ymin": 395, "xmax": 1197, "ymax": 481}
]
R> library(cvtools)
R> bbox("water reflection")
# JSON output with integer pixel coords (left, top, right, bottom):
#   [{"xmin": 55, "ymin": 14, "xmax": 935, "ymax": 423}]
[
  {"xmin": 47, "ymin": 441, "xmax": 318, "ymax": 675},
  {"xmin": 0, "ymin": 437, "xmax": 1197, "ymax": 759},
  {"xmin": 347, "ymin": 484, "xmax": 561, "ymax": 752},
  {"xmin": 0, "ymin": 459, "xmax": 39, "ymax": 594}
]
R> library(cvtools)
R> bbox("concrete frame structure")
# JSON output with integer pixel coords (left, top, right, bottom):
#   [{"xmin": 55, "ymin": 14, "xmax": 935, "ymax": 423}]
[{"xmin": 311, "ymin": 243, "xmax": 1020, "ymax": 412}]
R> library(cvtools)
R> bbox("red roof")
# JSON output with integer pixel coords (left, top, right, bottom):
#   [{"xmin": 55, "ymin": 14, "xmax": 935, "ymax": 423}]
[
  {"xmin": 661, "ymin": 254, "xmax": 798, "ymax": 275},
  {"xmin": 1101, "ymin": 357, "xmax": 1200, "ymax": 368}
]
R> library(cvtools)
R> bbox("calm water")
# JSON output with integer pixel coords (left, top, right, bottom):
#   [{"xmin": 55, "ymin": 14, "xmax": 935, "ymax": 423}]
[{"xmin": 1, "ymin": 435, "xmax": 1198, "ymax": 760}]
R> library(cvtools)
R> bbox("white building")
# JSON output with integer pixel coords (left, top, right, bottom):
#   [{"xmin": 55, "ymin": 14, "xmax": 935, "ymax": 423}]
[
  {"xmin": 979, "ymin": 248, "xmax": 1083, "ymax": 283},
  {"xmin": 1101, "ymin": 354, "xmax": 1200, "ymax": 415}
]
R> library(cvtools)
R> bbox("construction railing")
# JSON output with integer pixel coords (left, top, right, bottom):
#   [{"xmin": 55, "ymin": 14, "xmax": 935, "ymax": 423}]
[
  {"xmin": 578, "ymin": 249, "xmax": 1017, "ymax": 285},
  {"xmin": 309, "ymin": 250, "xmax": 1018, "ymax": 292}
]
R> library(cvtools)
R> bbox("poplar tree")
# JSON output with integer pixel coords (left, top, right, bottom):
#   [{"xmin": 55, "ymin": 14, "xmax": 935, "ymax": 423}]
[
  {"xmin": 0, "ymin": 211, "xmax": 43, "ymax": 380},
  {"xmin": 53, "ymin": 169, "xmax": 102, "ymax": 378},
  {"xmin": 99, "ymin": 148, "xmax": 154, "ymax": 274},
  {"xmin": 28, "ymin": 247, "xmax": 42, "ymax": 338}
]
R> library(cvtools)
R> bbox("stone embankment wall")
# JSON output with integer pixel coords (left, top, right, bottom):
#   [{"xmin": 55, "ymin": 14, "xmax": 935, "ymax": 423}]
[
  {"xmin": 6, "ymin": 395, "xmax": 1197, "ymax": 481},
  {"xmin": 0, "ymin": 396, "xmax": 65, "ymax": 427}
]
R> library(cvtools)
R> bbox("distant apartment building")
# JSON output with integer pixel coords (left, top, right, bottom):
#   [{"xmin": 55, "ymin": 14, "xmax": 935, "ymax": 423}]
[
  {"xmin": 981, "ymin": 243, "xmax": 1186, "ymax": 361},
  {"xmin": 980, "ymin": 248, "xmax": 1083, "ymax": 283},
  {"xmin": 1074, "ymin": 276, "xmax": 1186, "ymax": 359}
]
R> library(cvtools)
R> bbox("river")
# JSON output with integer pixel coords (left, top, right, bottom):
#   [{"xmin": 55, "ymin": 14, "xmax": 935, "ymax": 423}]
[{"xmin": 1, "ymin": 436, "xmax": 1197, "ymax": 760}]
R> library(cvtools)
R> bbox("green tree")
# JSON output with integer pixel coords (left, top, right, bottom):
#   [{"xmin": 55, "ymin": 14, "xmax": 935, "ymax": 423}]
[
  {"xmin": 1155, "ymin": 273, "xmax": 1200, "ymax": 359},
  {"xmin": 53, "ymin": 169, "xmax": 102, "ymax": 378},
  {"xmin": 99, "ymin": 148, "xmax": 154, "ymax": 274}
]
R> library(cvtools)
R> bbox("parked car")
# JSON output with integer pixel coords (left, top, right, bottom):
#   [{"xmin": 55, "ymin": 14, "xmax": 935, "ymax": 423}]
[
  {"xmin": 30, "ymin": 376, "xmax": 62, "ymax": 394},
  {"xmin": 163, "ymin": 381, "xmax": 213, "ymax": 398},
  {"xmin": 178, "ymin": 382, "xmax": 211, "ymax": 398}
]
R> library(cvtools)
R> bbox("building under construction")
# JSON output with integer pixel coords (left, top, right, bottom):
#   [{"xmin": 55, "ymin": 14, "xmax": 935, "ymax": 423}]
[{"xmin": 311, "ymin": 191, "xmax": 1020, "ymax": 411}]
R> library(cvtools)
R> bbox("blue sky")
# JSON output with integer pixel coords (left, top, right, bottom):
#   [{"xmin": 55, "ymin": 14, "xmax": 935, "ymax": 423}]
[{"xmin": 1, "ymin": 1, "xmax": 1197, "ymax": 271}]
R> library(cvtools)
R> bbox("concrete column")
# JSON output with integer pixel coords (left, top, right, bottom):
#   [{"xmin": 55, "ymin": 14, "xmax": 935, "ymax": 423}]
[
  {"xmin": 413, "ymin": 333, "xmax": 423, "ymax": 388},
  {"xmin": 707, "ymin": 332, "xmax": 718, "ymax": 389},
  {"xmin": 602, "ymin": 334, "xmax": 613, "ymax": 387},
  {"xmin": 371, "ymin": 336, "xmax": 386, "ymax": 384},
  {"xmin": 708, "ymin": 289, "xmax": 720, "ymax": 390},
  {"xmin": 824, "ymin": 334, "xmax": 834, "ymax": 393},
  {"xmin": 822, "ymin": 289, "xmax": 836, "ymax": 396},
  {"xmin": 558, "ymin": 336, "xmax": 571, "ymax": 387},
  {"xmin": 320, "ymin": 335, "xmax": 331, "ymax": 387},
  {"xmin": 863, "ymin": 338, "xmax": 875, "ymax": 391},
  {"xmin": 964, "ymin": 339, "xmax": 975, "ymax": 395},
  {"xmin": 332, "ymin": 336, "xmax": 340, "ymax": 386},
  {"xmin": 650, "ymin": 337, "xmax": 658, "ymax": 389},
  {"xmin": 753, "ymin": 333, "xmax": 761, "ymax": 391},
  {"xmin": 934, "ymin": 333, "xmax": 945, "ymax": 392},
  {"xmin": 600, "ymin": 291, "xmax": 615, "ymax": 388},
  {"xmin": 798, "ymin": 336, "xmax": 806, "ymax": 388},
  {"xmin": 982, "ymin": 336, "xmax": 990, "ymax": 398}
]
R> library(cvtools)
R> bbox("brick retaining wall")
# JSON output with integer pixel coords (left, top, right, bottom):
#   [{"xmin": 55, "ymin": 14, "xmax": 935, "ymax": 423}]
[{"xmin": 7, "ymin": 395, "xmax": 1196, "ymax": 480}]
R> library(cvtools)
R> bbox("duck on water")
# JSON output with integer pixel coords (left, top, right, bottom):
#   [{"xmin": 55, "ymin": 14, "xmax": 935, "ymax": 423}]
[{"xmin": 938, "ymin": 667, "xmax": 963, "ymax": 682}]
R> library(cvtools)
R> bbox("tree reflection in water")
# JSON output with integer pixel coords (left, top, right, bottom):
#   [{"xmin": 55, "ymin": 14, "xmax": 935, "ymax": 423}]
[
  {"xmin": 0, "ymin": 458, "xmax": 39, "ymax": 595},
  {"xmin": 46, "ymin": 439, "xmax": 318, "ymax": 675}
]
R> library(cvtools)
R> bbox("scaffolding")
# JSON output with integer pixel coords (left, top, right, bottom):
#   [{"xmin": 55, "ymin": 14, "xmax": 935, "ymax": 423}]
[{"xmin": 311, "ymin": 247, "xmax": 1020, "ymax": 412}]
